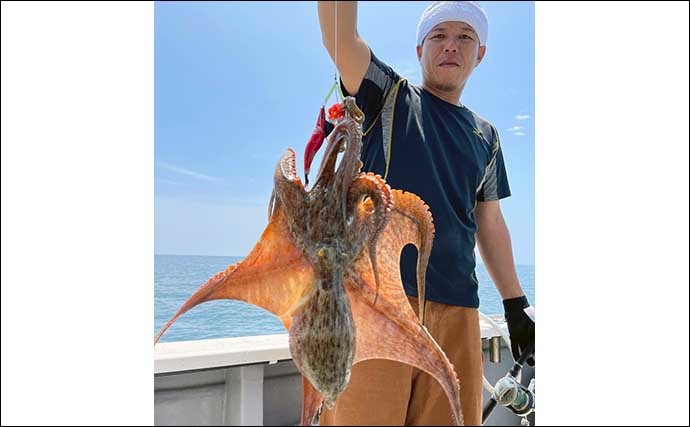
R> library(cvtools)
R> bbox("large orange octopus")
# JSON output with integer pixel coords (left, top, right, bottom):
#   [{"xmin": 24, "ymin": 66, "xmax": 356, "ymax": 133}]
[{"xmin": 154, "ymin": 97, "xmax": 463, "ymax": 426}]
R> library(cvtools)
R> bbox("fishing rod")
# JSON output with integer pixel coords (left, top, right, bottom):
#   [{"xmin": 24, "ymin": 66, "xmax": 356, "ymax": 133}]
[{"xmin": 482, "ymin": 342, "xmax": 535, "ymax": 425}]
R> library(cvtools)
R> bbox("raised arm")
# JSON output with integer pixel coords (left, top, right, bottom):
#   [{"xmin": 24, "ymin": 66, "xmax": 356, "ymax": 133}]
[{"xmin": 317, "ymin": 1, "xmax": 371, "ymax": 96}]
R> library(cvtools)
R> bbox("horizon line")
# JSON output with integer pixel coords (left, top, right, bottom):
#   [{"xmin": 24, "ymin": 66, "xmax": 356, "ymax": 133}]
[{"xmin": 154, "ymin": 253, "xmax": 535, "ymax": 266}]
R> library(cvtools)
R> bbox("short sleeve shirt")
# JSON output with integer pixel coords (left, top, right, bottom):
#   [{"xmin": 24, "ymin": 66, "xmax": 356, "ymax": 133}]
[{"xmin": 338, "ymin": 49, "xmax": 511, "ymax": 308}]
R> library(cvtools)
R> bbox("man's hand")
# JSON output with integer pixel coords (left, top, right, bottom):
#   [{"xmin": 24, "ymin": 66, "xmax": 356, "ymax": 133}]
[{"xmin": 503, "ymin": 295, "xmax": 535, "ymax": 366}]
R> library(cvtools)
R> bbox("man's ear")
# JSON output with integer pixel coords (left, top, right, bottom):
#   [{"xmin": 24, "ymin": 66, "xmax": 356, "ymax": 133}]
[
  {"xmin": 416, "ymin": 44, "xmax": 422, "ymax": 62},
  {"xmin": 476, "ymin": 45, "xmax": 487, "ymax": 66}
]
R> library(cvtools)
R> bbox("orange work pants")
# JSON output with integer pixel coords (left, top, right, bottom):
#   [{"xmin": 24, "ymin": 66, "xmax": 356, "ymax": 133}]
[{"xmin": 319, "ymin": 296, "xmax": 483, "ymax": 426}]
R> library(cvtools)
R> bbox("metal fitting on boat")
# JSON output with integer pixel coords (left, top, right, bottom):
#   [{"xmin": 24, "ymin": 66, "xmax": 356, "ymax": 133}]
[{"xmin": 489, "ymin": 336, "xmax": 501, "ymax": 363}]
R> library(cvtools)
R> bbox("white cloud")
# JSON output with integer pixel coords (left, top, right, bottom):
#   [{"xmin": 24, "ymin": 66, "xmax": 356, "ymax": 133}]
[
  {"xmin": 157, "ymin": 161, "xmax": 220, "ymax": 182},
  {"xmin": 515, "ymin": 114, "xmax": 531, "ymax": 120},
  {"xmin": 505, "ymin": 125, "xmax": 527, "ymax": 137}
]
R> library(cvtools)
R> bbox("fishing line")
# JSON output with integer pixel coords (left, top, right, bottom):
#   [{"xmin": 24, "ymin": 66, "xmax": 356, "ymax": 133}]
[{"xmin": 334, "ymin": 0, "xmax": 340, "ymax": 102}]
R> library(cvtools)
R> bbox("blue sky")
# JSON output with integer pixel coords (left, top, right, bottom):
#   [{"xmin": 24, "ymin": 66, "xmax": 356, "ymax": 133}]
[{"xmin": 155, "ymin": 1, "xmax": 534, "ymax": 265}]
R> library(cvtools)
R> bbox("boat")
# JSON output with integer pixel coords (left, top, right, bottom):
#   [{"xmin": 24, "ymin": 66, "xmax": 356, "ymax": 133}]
[{"xmin": 154, "ymin": 314, "xmax": 535, "ymax": 426}]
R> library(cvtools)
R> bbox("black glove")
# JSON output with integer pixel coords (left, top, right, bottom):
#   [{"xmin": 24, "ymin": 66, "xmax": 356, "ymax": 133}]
[{"xmin": 503, "ymin": 295, "xmax": 535, "ymax": 366}]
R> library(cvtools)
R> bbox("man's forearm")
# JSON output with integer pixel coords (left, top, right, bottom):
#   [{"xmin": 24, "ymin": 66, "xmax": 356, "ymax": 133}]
[
  {"xmin": 476, "ymin": 211, "xmax": 524, "ymax": 300},
  {"xmin": 318, "ymin": 1, "xmax": 358, "ymax": 54},
  {"xmin": 317, "ymin": 1, "xmax": 370, "ymax": 96}
]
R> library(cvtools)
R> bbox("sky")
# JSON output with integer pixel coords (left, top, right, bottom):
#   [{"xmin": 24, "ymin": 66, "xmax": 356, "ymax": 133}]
[{"xmin": 154, "ymin": 1, "xmax": 534, "ymax": 265}]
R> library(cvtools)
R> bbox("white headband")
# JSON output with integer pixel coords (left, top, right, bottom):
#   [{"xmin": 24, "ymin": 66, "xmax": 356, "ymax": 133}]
[{"xmin": 416, "ymin": 1, "xmax": 488, "ymax": 47}]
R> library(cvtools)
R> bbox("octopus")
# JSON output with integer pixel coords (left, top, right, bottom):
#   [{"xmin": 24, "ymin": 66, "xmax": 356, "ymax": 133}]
[{"xmin": 154, "ymin": 97, "xmax": 463, "ymax": 426}]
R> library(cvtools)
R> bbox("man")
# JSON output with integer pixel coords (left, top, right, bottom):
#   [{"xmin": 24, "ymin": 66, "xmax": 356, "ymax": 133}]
[{"xmin": 316, "ymin": 1, "xmax": 535, "ymax": 425}]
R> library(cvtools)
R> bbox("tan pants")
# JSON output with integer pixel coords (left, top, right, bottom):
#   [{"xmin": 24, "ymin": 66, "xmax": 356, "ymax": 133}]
[{"xmin": 319, "ymin": 296, "xmax": 483, "ymax": 426}]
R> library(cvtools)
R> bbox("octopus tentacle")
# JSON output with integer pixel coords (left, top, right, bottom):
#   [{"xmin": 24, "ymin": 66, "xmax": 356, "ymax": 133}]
[
  {"xmin": 274, "ymin": 148, "xmax": 308, "ymax": 229},
  {"xmin": 346, "ymin": 172, "xmax": 393, "ymax": 304},
  {"xmin": 341, "ymin": 188, "xmax": 460, "ymax": 425},
  {"xmin": 301, "ymin": 376, "xmax": 324, "ymax": 426},
  {"xmin": 389, "ymin": 189, "xmax": 435, "ymax": 325},
  {"xmin": 275, "ymin": 148, "xmax": 306, "ymax": 194},
  {"xmin": 311, "ymin": 124, "xmax": 347, "ymax": 197},
  {"xmin": 154, "ymin": 203, "xmax": 315, "ymax": 344},
  {"xmin": 334, "ymin": 121, "xmax": 363, "ymax": 223}
]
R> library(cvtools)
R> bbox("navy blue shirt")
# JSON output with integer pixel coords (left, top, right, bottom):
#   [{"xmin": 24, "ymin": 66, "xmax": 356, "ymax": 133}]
[{"xmin": 339, "ymin": 50, "xmax": 511, "ymax": 308}]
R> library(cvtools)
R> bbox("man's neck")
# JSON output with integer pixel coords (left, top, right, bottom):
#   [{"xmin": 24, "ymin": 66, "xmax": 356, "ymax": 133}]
[{"xmin": 422, "ymin": 82, "xmax": 464, "ymax": 107}]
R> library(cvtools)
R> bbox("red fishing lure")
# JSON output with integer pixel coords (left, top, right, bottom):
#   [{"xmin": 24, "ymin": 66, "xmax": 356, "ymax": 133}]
[{"xmin": 303, "ymin": 106, "xmax": 327, "ymax": 186}]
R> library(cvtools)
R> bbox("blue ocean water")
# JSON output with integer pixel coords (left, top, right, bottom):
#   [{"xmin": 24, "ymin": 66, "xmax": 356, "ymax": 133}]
[{"xmin": 154, "ymin": 254, "xmax": 535, "ymax": 343}]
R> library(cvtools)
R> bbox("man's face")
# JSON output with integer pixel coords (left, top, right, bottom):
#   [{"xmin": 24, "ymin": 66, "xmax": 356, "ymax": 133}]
[{"xmin": 416, "ymin": 21, "xmax": 486, "ymax": 93}]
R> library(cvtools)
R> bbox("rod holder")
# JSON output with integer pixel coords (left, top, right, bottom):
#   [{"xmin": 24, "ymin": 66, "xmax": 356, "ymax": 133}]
[{"xmin": 489, "ymin": 336, "xmax": 501, "ymax": 363}]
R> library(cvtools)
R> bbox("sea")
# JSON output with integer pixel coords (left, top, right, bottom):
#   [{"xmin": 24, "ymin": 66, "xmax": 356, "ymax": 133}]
[{"xmin": 154, "ymin": 254, "xmax": 535, "ymax": 343}]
